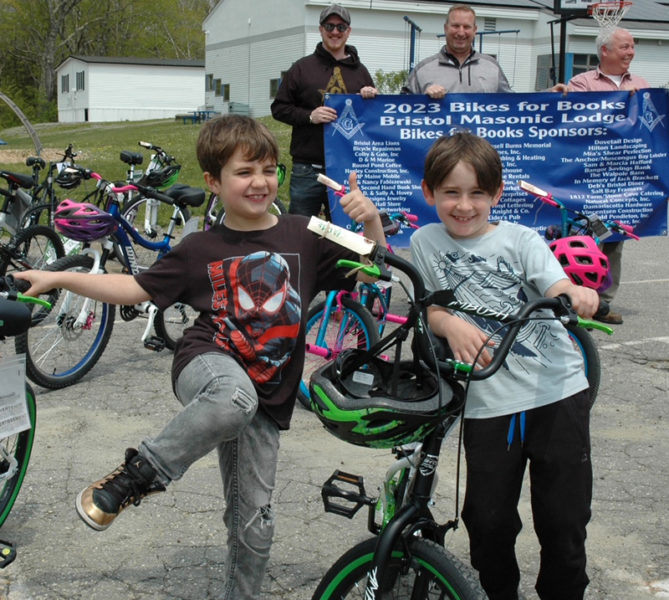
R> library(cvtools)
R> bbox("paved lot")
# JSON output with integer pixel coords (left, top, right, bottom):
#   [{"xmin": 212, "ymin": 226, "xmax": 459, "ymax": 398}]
[{"xmin": 0, "ymin": 236, "xmax": 667, "ymax": 599}]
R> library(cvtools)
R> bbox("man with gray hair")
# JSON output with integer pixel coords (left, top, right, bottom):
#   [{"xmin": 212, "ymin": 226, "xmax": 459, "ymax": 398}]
[
  {"xmin": 555, "ymin": 27, "xmax": 649, "ymax": 325},
  {"xmin": 402, "ymin": 4, "xmax": 512, "ymax": 97}
]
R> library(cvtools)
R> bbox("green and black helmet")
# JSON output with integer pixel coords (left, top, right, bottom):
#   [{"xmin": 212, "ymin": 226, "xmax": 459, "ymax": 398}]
[
  {"xmin": 309, "ymin": 350, "xmax": 465, "ymax": 449},
  {"xmin": 139, "ymin": 164, "xmax": 181, "ymax": 189}
]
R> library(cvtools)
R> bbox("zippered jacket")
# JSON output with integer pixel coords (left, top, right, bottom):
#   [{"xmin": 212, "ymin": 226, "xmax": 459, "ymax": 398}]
[
  {"xmin": 271, "ymin": 42, "xmax": 374, "ymax": 164},
  {"xmin": 402, "ymin": 47, "xmax": 512, "ymax": 95}
]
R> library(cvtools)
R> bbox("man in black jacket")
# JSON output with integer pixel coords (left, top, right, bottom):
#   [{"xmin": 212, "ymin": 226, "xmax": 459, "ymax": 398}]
[{"xmin": 271, "ymin": 3, "xmax": 378, "ymax": 218}]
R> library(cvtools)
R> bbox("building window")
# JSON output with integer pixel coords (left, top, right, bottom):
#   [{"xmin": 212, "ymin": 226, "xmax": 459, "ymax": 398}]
[
  {"xmin": 215, "ymin": 81, "xmax": 230, "ymax": 101},
  {"xmin": 76, "ymin": 71, "xmax": 85, "ymax": 91},
  {"xmin": 205, "ymin": 74, "xmax": 214, "ymax": 91},
  {"xmin": 61, "ymin": 74, "xmax": 69, "ymax": 93},
  {"xmin": 269, "ymin": 78, "xmax": 280, "ymax": 98},
  {"xmin": 269, "ymin": 71, "xmax": 286, "ymax": 99},
  {"xmin": 535, "ymin": 54, "xmax": 555, "ymax": 90},
  {"xmin": 571, "ymin": 53, "xmax": 599, "ymax": 77}
]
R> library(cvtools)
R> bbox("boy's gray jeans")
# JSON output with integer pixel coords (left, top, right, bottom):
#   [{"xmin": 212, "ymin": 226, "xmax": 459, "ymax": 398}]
[{"xmin": 139, "ymin": 352, "xmax": 280, "ymax": 600}]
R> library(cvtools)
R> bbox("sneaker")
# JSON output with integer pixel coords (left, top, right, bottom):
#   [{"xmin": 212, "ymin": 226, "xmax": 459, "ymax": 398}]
[
  {"xmin": 597, "ymin": 310, "xmax": 623, "ymax": 325},
  {"xmin": 75, "ymin": 448, "xmax": 165, "ymax": 531}
]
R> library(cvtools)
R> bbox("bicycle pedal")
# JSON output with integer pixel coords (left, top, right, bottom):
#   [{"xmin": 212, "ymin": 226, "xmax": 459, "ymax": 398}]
[
  {"xmin": 0, "ymin": 541, "xmax": 16, "ymax": 568},
  {"xmin": 321, "ymin": 470, "xmax": 376, "ymax": 519},
  {"xmin": 143, "ymin": 336, "xmax": 166, "ymax": 352}
]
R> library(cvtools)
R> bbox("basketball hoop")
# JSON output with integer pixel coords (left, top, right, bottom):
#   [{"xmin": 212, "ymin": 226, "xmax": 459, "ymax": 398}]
[{"xmin": 588, "ymin": 1, "xmax": 633, "ymax": 29}]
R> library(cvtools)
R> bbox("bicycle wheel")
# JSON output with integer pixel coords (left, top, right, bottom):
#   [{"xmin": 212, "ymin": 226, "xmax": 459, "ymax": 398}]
[
  {"xmin": 154, "ymin": 302, "xmax": 198, "ymax": 350},
  {"xmin": 120, "ymin": 195, "xmax": 191, "ymax": 269},
  {"xmin": 567, "ymin": 325, "xmax": 601, "ymax": 409},
  {"xmin": 313, "ymin": 537, "xmax": 483, "ymax": 599},
  {"xmin": 213, "ymin": 197, "xmax": 286, "ymax": 227},
  {"xmin": 0, "ymin": 384, "xmax": 36, "ymax": 528},
  {"xmin": 297, "ymin": 295, "xmax": 379, "ymax": 411},
  {"xmin": 0, "ymin": 224, "xmax": 65, "ymax": 276},
  {"xmin": 15, "ymin": 254, "xmax": 115, "ymax": 389},
  {"xmin": 20, "ymin": 202, "xmax": 53, "ymax": 228}
]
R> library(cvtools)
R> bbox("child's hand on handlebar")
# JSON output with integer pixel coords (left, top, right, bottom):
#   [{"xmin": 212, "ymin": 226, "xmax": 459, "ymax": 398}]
[
  {"xmin": 12, "ymin": 270, "xmax": 57, "ymax": 298},
  {"xmin": 547, "ymin": 280, "xmax": 600, "ymax": 319},
  {"xmin": 429, "ymin": 307, "xmax": 495, "ymax": 369}
]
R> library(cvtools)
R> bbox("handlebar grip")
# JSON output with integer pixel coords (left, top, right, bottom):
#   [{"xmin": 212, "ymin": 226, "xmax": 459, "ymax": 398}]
[
  {"xmin": 593, "ymin": 300, "xmax": 609, "ymax": 320},
  {"xmin": 1, "ymin": 275, "xmax": 30, "ymax": 294}
]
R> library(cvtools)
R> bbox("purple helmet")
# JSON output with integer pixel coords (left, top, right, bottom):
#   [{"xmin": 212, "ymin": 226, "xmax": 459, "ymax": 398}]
[{"xmin": 54, "ymin": 199, "xmax": 118, "ymax": 242}]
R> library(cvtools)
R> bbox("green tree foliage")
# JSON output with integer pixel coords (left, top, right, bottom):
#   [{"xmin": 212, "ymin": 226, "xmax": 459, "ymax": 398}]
[
  {"xmin": 374, "ymin": 69, "xmax": 409, "ymax": 94},
  {"xmin": 0, "ymin": 0, "xmax": 212, "ymax": 126}
]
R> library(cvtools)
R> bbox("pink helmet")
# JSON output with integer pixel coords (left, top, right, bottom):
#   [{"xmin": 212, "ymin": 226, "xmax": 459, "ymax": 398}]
[
  {"xmin": 549, "ymin": 236, "xmax": 609, "ymax": 290},
  {"xmin": 54, "ymin": 199, "xmax": 118, "ymax": 242}
]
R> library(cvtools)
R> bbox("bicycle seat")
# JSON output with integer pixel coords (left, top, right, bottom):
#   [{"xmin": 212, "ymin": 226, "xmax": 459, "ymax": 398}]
[
  {"xmin": 120, "ymin": 151, "xmax": 144, "ymax": 166},
  {"xmin": 26, "ymin": 156, "xmax": 46, "ymax": 169},
  {"xmin": 164, "ymin": 184, "xmax": 205, "ymax": 208},
  {"xmin": 0, "ymin": 170, "xmax": 34, "ymax": 189}
]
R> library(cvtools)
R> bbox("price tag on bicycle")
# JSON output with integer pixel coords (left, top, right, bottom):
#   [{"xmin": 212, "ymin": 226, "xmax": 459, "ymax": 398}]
[{"xmin": 0, "ymin": 355, "xmax": 31, "ymax": 438}]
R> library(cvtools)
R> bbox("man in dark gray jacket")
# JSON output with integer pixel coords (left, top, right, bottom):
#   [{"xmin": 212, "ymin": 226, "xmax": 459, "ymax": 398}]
[{"xmin": 402, "ymin": 5, "xmax": 511, "ymax": 97}]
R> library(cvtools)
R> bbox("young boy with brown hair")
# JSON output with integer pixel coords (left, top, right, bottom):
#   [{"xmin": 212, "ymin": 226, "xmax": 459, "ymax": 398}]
[
  {"xmin": 410, "ymin": 131, "xmax": 599, "ymax": 600},
  {"xmin": 16, "ymin": 115, "xmax": 384, "ymax": 599}
]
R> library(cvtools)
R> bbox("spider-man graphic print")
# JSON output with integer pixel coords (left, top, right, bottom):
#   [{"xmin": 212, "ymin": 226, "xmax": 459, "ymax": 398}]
[{"xmin": 208, "ymin": 251, "xmax": 301, "ymax": 385}]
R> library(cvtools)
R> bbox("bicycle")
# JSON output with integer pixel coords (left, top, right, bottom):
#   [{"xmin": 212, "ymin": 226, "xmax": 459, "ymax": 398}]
[
  {"xmin": 14, "ymin": 167, "xmax": 205, "ymax": 389},
  {"xmin": 0, "ymin": 275, "xmax": 53, "ymax": 567},
  {"xmin": 116, "ymin": 141, "xmax": 186, "ymax": 267},
  {"xmin": 17, "ymin": 144, "xmax": 80, "ymax": 231},
  {"xmin": 304, "ymin": 217, "xmax": 612, "ymax": 599},
  {"xmin": 201, "ymin": 163, "xmax": 287, "ymax": 230},
  {"xmin": 0, "ymin": 169, "xmax": 66, "ymax": 276}
]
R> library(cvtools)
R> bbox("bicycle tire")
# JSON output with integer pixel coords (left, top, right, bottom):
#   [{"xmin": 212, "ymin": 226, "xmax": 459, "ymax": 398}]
[
  {"xmin": 15, "ymin": 254, "xmax": 115, "ymax": 389},
  {"xmin": 0, "ymin": 224, "xmax": 65, "ymax": 276},
  {"xmin": 312, "ymin": 537, "xmax": 484, "ymax": 599},
  {"xmin": 154, "ymin": 302, "xmax": 198, "ymax": 350},
  {"xmin": 212, "ymin": 197, "xmax": 286, "ymax": 227},
  {"xmin": 0, "ymin": 384, "xmax": 36, "ymax": 528},
  {"xmin": 567, "ymin": 325, "xmax": 601, "ymax": 409},
  {"xmin": 119, "ymin": 195, "xmax": 191, "ymax": 270},
  {"xmin": 19, "ymin": 202, "xmax": 53, "ymax": 229},
  {"xmin": 297, "ymin": 295, "xmax": 379, "ymax": 411}
]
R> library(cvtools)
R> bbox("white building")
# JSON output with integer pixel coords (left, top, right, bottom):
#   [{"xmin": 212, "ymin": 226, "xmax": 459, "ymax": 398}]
[
  {"xmin": 202, "ymin": 0, "xmax": 669, "ymax": 118},
  {"xmin": 56, "ymin": 56, "xmax": 205, "ymax": 123}
]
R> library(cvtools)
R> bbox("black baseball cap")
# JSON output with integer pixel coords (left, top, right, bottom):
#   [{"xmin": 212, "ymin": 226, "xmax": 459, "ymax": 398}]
[{"xmin": 319, "ymin": 4, "xmax": 351, "ymax": 25}]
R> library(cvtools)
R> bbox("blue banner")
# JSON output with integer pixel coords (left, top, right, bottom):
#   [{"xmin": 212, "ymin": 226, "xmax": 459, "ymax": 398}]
[{"xmin": 323, "ymin": 90, "xmax": 669, "ymax": 247}]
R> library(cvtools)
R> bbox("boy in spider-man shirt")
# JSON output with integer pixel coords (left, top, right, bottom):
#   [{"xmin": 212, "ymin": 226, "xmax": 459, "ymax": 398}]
[{"xmin": 16, "ymin": 115, "xmax": 385, "ymax": 599}]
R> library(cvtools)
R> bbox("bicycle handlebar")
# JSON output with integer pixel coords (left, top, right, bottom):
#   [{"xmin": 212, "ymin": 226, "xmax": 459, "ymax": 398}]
[
  {"xmin": 64, "ymin": 167, "xmax": 175, "ymax": 206},
  {"xmin": 0, "ymin": 275, "xmax": 52, "ymax": 338},
  {"xmin": 308, "ymin": 217, "xmax": 612, "ymax": 382}
]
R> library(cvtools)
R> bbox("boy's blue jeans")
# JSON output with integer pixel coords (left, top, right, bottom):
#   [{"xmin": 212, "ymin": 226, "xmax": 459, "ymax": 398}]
[{"xmin": 139, "ymin": 352, "xmax": 280, "ymax": 600}]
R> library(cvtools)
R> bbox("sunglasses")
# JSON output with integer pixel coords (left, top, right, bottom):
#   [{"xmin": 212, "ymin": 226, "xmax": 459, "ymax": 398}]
[{"xmin": 322, "ymin": 23, "xmax": 349, "ymax": 33}]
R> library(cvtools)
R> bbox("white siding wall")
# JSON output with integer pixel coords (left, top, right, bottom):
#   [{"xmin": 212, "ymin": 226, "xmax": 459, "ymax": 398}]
[
  {"xmin": 57, "ymin": 59, "xmax": 204, "ymax": 123},
  {"xmin": 87, "ymin": 64, "xmax": 203, "ymax": 122}
]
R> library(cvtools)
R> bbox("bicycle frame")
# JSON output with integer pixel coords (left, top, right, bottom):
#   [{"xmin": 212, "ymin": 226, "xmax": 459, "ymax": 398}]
[{"xmin": 56, "ymin": 186, "xmax": 179, "ymax": 347}]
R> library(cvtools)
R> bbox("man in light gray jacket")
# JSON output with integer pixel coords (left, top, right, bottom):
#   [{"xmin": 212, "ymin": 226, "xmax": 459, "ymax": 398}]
[{"xmin": 402, "ymin": 5, "xmax": 511, "ymax": 97}]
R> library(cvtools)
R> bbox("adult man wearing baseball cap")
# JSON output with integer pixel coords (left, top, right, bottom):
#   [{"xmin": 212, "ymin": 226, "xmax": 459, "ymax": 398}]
[{"xmin": 271, "ymin": 3, "xmax": 378, "ymax": 218}]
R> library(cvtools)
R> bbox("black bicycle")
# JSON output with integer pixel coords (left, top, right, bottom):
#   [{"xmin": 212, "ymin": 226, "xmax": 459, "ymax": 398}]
[{"xmin": 305, "ymin": 218, "xmax": 612, "ymax": 599}]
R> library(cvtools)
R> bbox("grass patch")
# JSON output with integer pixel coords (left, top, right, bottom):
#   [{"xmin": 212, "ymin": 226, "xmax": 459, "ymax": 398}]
[{"xmin": 0, "ymin": 116, "xmax": 294, "ymax": 211}]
